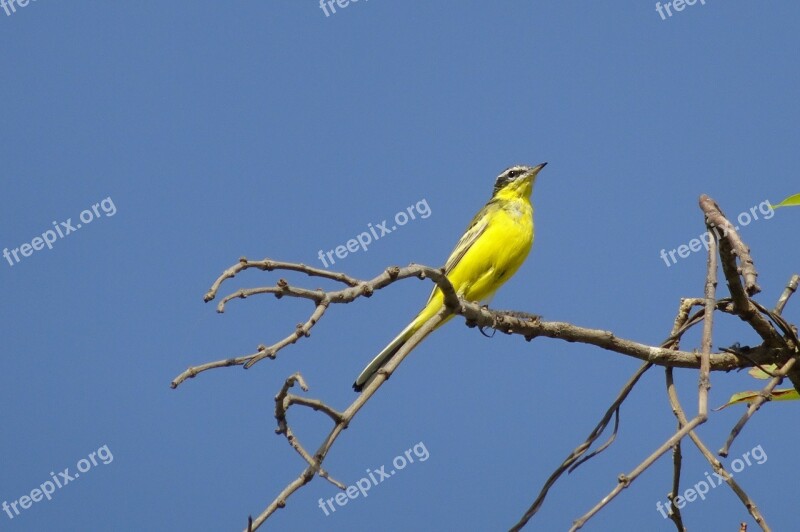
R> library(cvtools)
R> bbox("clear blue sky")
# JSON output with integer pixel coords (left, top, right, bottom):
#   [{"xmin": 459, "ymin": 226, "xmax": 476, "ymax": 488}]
[{"xmin": 1, "ymin": 1, "xmax": 798, "ymax": 530}]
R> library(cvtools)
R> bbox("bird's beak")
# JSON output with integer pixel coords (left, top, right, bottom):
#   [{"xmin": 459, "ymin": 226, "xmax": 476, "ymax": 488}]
[{"xmin": 533, "ymin": 162, "xmax": 547, "ymax": 173}]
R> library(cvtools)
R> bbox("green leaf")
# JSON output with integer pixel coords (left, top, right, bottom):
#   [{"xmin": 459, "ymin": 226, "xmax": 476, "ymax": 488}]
[
  {"xmin": 715, "ymin": 388, "xmax": 800, "ymax": 410},
  {"xmin": 747, "ymin": 365, "xmax": 778, "ymax": 379},
  {"xmin": 772, "ymin": 193, "xmax": 800, "ymax": 208}
]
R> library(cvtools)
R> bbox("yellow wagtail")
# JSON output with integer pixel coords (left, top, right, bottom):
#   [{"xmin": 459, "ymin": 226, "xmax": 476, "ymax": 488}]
[{"xmin": 353, "ymin": 162, "xmax": 547, "ymax": 391}]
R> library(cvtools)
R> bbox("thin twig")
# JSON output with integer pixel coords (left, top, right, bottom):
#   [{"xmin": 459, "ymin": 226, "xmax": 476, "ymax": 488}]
[
  {"xmin": 204, "ymin": 257, "xmax": 361, "ymax": 304},
  {"xmin": 666, "ymin": 426, "xmax": 685, "ymax": 532},
  {"xmin": 568, "ymin": 208, "xmax": 720, "ymax": 530},
  {"xmin": 666, "ymin": 367, "xmax": 770, "ymax": 530},
  {"xmin": 719, "ymin": 356, "xmax": 798, "ymax": 457},
  {"xmin": 774, "ymin": 274, "xmax": 799, "ymax": 315},
  {"xmin": 244, "ymin": 307, "xmax": 450, "ymax": 531},
  {"xmin": 717, "ymin": 277, "xmax": 800, "ymax": 456},
  {"xmin": 511, "ymin": 297, "xmax": 709, "ymax": 530},
  {"xmin": 272, "ymin": 373, "xmax": 345, "ymax": 489},
  {"xmin": 508, "ymin": 361, "xmax": 651, "ymax": 532},
  {"xmin": 664, "ymin": 299, "xmax": 706, "ymax": 532}
]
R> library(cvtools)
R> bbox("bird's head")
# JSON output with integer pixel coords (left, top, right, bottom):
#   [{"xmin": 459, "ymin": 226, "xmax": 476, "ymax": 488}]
[{"xmin": 492, "ymin": 163, "xmax": 547, "ymax": 199}]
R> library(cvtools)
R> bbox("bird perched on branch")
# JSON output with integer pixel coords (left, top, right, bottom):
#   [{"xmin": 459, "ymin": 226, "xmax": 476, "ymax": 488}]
[{"xmin": 353, "ymin": 162, "xmax": 547, "ymax": 391}]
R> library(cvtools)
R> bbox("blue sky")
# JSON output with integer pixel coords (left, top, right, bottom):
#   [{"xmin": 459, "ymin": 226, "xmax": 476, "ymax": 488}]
[{"xmin": 1, "ymin": 1, "xmax": 798, "ymax": 530}]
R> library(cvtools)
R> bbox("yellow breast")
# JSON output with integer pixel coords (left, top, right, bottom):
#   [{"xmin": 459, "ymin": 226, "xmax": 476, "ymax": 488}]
[{"xmin": 449, "ymin": 199, "xmax": 534, "ymax": 303}]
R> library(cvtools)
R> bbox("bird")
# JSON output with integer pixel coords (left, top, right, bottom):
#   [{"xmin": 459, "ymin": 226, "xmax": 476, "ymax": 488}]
[{"xmin": 353, "ymin": 162, "xmax": 547, "ymax": 391}]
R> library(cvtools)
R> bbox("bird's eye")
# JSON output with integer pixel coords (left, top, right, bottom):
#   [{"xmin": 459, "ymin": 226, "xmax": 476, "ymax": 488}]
[{"xmin": 507, "ymin": 170, "xmax": 518, "ymax": 179}]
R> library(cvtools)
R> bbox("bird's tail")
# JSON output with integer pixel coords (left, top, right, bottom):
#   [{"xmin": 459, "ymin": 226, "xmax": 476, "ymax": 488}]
[{"xmin": 352, "ymin": 320, "xmax": 422, "ymax": 392}]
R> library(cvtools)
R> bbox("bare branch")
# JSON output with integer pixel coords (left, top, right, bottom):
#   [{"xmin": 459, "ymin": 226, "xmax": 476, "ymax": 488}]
[
  {"xmin": 663, "ymin": 299, "xmax": 707, "ymax": 532},
  {"xmin": 666, "ymin": 367, "xmax": 770, "ymax": 530},
  {"xmin": 244, "ymin": 307, "xmax": 451, "ymax": 531},
  {"xmin": 511, "ymin": 296, "xmax": 712, "ymax": 530},
  {"xmin": 569, "ymin": 209, "xmax": 720, "ymax": 530},
  {"xmin": 172, "ymin": 260, "xmax": 790, "ymax": 390},
  {"xmin": 699, "ymin": 196, "xmax": 760, "ymax": 296},
  {"xmin": 204, "ymin": 257, "xmax": 361, "ymax": 304},
  {"xmin": 666, "ymin": 425, "xmax": 685, "ymax": 532},
  {"xmin": 699, "ymin": 196, "xmax": 782, "ymax": 347},
  {"xmin": 774, "ymin": 274, "xmax": 799, "ymax": 315},
  {"xmin": 699, "ymin": 196, "xmax": 800, "ymax": 394},
  {"xmin": 273, "ymin": 373, "xmax": 345, "ymax": 489},
  {"xmin": 719, "ymin": 355, "xmax": 798, "ymax": 457},
  {"xmin": 508, "ymin": 361, "xmax": 651, "ymax": 532},
  {"xmin": 774, "ymin": 274, "xmax": 800, "ymax": 314}
]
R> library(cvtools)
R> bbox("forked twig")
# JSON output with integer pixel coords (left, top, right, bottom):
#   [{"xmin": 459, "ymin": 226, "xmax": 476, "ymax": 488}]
[{"xmin": 665, "ymin": 366, "xmax": 769, "ymax": 530}]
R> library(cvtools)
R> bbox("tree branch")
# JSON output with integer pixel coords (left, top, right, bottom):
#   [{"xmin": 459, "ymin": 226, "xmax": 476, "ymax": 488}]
[
  {"xmin": 172, "ymin": 260, "xmax": 790, "ymax": 390},
  {"xmin": 172, "ymin": 196, "xmax": 798, "ymax": 530}
]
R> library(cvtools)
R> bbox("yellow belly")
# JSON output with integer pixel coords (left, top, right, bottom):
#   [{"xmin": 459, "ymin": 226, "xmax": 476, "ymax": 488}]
[
  {"xmin": 450, "ymin": 200, "xmax": 533, "ymax": 302},
  {"xmin": 412, "ymin": 199, "xmax": 533, "ymax": 329}
]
